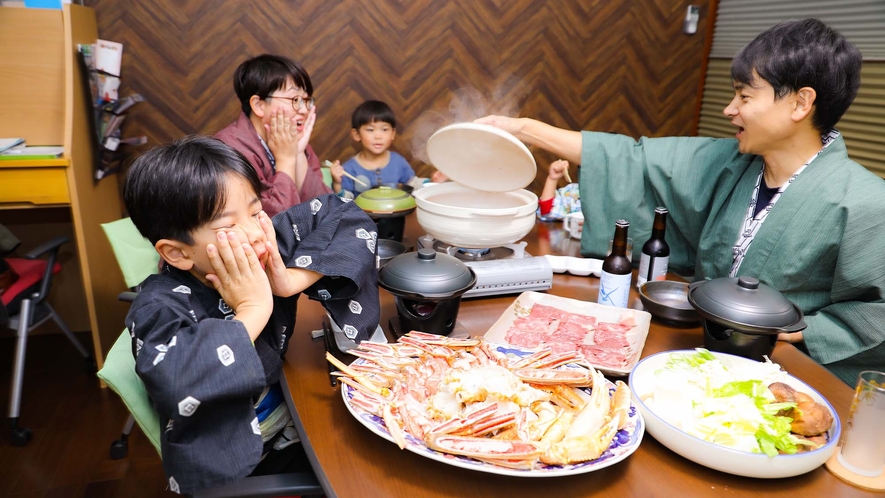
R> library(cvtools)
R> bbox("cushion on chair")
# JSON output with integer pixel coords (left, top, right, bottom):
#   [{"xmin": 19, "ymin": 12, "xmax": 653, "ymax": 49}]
[
  {"xmin": 101, "ymin": 218, "xmax": 160, "ymax": 289},
  {"xmin": 0, "ymin": 258, "xmax": 61, "ymax": 306},
  {"xmin": 97, "ymin": 329, "xmax": 163, "ymax": 455}
]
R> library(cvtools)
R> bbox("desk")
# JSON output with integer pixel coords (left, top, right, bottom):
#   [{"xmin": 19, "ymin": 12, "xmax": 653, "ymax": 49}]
[
  {"xmin": 0, "ymin": 6, "xmax": 129, "ymax": 368},
  {"xmin": 282, "ymin": 217, "xmax": 869, "ymax": 497}
]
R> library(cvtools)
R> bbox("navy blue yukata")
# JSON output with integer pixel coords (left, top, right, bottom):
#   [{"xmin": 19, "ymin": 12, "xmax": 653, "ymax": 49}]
[{"xmin": 126, "ymin": 194, "xmax": 379, "ymax": 493}]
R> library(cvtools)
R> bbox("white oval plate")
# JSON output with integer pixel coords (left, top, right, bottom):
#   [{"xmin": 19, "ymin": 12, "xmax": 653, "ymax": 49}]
[
  {"xmin": 629, "ymin": 350, "xmax": 840, "ymax": 478},
  {"xmin": 341, "ymin": 343, "xmax": 645, "ymax": 477}
]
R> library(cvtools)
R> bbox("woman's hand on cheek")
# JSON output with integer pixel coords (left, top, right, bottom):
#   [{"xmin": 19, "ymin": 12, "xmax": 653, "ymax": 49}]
[
  {"xmin": 266, "ymin": 108, "xmax": 299, "ymax": 164},
  {"xmin": 296, "ymin": 108, "xmax": 316, "ymax": 155}
]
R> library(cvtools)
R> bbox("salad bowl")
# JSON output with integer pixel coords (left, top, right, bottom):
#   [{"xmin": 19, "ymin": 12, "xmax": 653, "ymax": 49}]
[{"xmin": 629, "ymin": 349, "xmax": 839, "ymax": 478}]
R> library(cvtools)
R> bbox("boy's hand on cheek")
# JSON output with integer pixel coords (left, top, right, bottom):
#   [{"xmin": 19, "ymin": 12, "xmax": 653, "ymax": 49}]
[
  {"xmin": 258, "ymin": 212, "xmax": 322, "ymax": 296},
  {"xmin": 205, "ymin": 231, "xmax": 273, "ymax": 341}
]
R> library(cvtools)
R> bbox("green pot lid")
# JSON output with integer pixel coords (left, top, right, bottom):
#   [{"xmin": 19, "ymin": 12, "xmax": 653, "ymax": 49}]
[
  {"xmin": 354, "ymin": 186, "xmax": 417, "ymax": 213},
  {"xmin": 426, "ymin": 122, "xmax": 536, "ymax": 193}
]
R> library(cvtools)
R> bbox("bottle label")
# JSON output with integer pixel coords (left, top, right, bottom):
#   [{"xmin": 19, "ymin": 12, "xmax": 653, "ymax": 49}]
[
  {"xmin": 637, "ymin": 255, "xmax": 669, "ymax": 287},
  {"xmin": 598, "ymin": 271, "xmax": 632, "ymax": 308}
]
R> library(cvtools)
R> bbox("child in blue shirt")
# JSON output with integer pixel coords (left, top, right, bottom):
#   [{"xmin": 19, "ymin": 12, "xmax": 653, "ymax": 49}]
[{"xmin": 330, "ymin": 100, "xmax": 444, "ymax": 198}]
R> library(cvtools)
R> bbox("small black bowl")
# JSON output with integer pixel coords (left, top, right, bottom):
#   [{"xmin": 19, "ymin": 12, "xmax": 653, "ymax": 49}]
[
  {"xmin": 376, "ymin": 239, "xmax": 406, "ymax": 268},
  {"xmin": 638, "ymin": 281, "xmax": 701, "ymax": 324}
]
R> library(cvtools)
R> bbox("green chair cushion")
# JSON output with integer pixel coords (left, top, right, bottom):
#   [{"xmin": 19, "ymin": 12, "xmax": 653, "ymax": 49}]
[
  {"xmin": 97, "ymin": 329, "xmax": 162, "ymax": 455},
  {"xmin": 100, "ymin": 218, "xmax": 159, "ymax": 289}
]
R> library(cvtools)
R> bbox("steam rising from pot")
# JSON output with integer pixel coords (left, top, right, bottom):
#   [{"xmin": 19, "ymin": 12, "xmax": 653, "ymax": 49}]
[{"xmin": 410, "ymin": 79, "xmax": 529, "ymax": 166}]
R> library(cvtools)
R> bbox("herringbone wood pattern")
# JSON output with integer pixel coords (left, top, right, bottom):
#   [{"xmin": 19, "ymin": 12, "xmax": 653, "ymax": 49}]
[{"xmin": 86, "ymin": 0, "xmax": 712, "ymax": 193}]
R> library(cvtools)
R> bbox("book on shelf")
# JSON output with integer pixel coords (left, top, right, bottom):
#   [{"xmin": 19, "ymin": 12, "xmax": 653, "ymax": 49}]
[
  {"xmin": 0, "ymin": 138, "xmax": 24, "ymax": 153},
  {"xmin": 0, "ymin": 146, "xmax": 64, "ymax": 160}
]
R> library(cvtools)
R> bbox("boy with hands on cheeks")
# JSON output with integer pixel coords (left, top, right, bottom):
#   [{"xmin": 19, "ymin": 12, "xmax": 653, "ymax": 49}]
[{"xmin": 123, "ymin": 136, "xmax": 379, "ymax": 494}]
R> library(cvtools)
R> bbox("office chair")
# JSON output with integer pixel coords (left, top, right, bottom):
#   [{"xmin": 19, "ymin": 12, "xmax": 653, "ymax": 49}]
[
  {"xmin": 1, "ymin": 236, "xmax": 96, "ymax": 446},
  {"xmin": 99, "ymin": 218, "xmax": 323, "ymax": 497}
]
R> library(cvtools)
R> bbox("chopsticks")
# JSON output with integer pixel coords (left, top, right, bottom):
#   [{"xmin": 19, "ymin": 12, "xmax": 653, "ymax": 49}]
[
  {"xmin": 562, "ymin": 161, "xmax": 573, "ymax": 184},
  {"xmin": 321, "ymin": 320, "xmax": 338, "ymax": 387},
  {"xmin": 322, "ymin": 160, "xmax": 370, "ymax": 188}
]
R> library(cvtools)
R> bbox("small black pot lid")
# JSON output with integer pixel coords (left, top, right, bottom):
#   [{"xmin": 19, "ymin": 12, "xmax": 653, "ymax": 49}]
[
  {"xmin": 688, "ymin": 276, "xmax": 799, "ymax": 328},
  {"xmin": 354, "ymin": 186, "xmax": 416, "ymax": 213},
  {"xmin": 379, "ymin": 248, "xmax": 475, "ymax": 297}
]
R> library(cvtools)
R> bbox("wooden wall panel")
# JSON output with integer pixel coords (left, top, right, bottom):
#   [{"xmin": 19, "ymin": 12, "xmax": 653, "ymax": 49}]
[{"xmin": 85, "ymin": 0, "xmax": 712, "ymax": 193}]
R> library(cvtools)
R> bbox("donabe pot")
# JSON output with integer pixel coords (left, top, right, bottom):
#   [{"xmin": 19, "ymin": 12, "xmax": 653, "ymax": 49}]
[
  {"xmin": 378, "ymin": 248, "xmax": 476, "ymax": 336},
  {"xmin": 354, "ymin": 186, "xmax": 416, "ymax": 242},
  {"xmin": 687, "ymin": 276, "xmax": 806, "ymax": 361},
  {"xmin": 414, "ymin": 182, "xmax": 537, "ymax": 249}
]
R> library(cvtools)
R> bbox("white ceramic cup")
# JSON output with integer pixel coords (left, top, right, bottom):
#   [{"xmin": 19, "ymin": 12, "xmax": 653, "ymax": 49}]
[
  {"xmin": 564, "ymin": 212, "xmax": 585, "ymax": 240},
  {"xmin": 837, "ymin": 370, "xmax": 885, "ymax": 477}
]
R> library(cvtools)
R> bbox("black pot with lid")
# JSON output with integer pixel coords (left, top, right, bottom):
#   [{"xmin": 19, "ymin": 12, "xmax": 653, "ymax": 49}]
[
  {"xmin": 687, "ymin": 276, "xmax": 806, "ymax": 360},
  {"xmin": 378, "ymin": 248, "xmax": 476, "ymax": 336},
  {"xmin": 354, "ymin": 186, "xmax": 416, "ymax": 242}
]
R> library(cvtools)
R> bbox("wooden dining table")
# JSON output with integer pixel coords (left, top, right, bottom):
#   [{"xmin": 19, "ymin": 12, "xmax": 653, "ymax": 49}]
[{"xmin": 281, "ymin": 215, "xmax": 873, "ymax": 497}]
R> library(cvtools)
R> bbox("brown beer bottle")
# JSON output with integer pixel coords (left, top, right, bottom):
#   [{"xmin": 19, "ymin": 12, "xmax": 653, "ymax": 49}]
[
  {"xmin": 637, "ymin": 207, "xmax": 670, "ymax": 287},
  {"xmin": 597, "ymin": 219, "xmax": 632, "ymax": 308}
]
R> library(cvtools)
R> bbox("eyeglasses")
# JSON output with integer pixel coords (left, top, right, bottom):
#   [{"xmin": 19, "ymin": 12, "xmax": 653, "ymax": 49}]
[{"xmin": 267, "ymin": 94, "xmax": 315, "ymax": 111}]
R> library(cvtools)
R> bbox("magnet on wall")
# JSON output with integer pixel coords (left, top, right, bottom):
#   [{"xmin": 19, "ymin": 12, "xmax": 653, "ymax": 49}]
[{"xmin": 684, "ymin": 5, "xmax": 699, "ymax": 35}]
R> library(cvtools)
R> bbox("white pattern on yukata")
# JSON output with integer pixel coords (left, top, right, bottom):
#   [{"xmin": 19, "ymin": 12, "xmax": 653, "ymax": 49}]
[
  {"xmin": 250, "ymin": 417, "xmax": 261, "ymax": 435},
  {"xmin": 343, "ymin": 324, "xmax": 358, "ymax": 339},
  {"xmin": 217, "ymin": 345, "xmax": 235, "ymax": 366},
  {"xmin": 218, "ymin": 299, "xmax": 233, "ymax": 314},
  {"xmin": 172, "ymin": 285, "xmax": 191, "ymax": 294},
  {"xmin": 295, "ymin": 255, "xmax": 312, "ymax": 268},
  {"xmin": 310, "ymin": 199, "xmax": 322, "ymax": 215},
  {"xmin": 366, "ymin": 238, "xmax": 376, "ymax": 254},
  {"xmin": 169, "ymin": 477, "xmax": 180, "ymax": 494},
  {"xmin": 135, "ymin": 338, "xmax": 143, "ymax": 357},
  {"xmin": 178, "ymin": 396, "xmax": 201, "ymax": 417},
  {"xmin": 355, "ymin": 228, "xmax": 371, "ymax": 240},
  {"xmin": 349, "ymin": 300, "xmax": 362, "ymax": 314},
  {"xmin": 317, "ymin": 289, "xmax": 331, "ymax": 300},
  {"xmin": 291, "ymin": 223, "xmax": 301, "ymax": 241}
]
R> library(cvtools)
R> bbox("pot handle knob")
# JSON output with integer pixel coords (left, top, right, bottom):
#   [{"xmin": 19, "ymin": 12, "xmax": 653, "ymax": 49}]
[
  {"xmin": 737, "ymin": 276, "xmax": 760, "ymax": 289},
  {"xmin": 417, "ymin": 248, "xmax": 437, "ymax": 260}
]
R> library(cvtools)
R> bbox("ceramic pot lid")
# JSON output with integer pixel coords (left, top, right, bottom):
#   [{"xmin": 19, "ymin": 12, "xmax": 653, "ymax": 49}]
[
  {"xmin": 354, "ymin": 186, "xmax": 417, "ymax": 214},
  {"xmin": 688, "ymin": 276, "xmax": 800, "ymax": 328},
  {"xmin": 378, "ymin": 248, "xmax": 476, "ymax": 298},
  {"xmin": 426, "ymin": 122, "xmax": 536, "ymax": 193}
]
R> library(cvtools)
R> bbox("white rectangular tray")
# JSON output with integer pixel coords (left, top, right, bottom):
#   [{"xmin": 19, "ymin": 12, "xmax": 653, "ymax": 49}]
[{"xmin": 483, "ymin": 291, "xmax": 651, "ymax": 376}]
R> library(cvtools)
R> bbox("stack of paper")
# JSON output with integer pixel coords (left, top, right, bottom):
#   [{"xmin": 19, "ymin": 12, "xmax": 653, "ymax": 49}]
[
  {"xmin": 0, "ymin": 138, "xmax": 24, "ymax": 153},
  {"xmin": 0, "ymin": 146, "xmax": 64, "ymax": 160}
]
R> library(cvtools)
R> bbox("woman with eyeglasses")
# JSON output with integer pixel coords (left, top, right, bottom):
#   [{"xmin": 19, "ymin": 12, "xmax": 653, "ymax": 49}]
[{"xmin": 216, "ymin": 54, "xmax": 332, "ymax": 217}]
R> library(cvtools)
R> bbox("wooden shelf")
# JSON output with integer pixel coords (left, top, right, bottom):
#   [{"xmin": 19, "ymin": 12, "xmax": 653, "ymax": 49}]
[{"xmin": 0, "ymin": 5, "xmax": 129, "ymax": 374}]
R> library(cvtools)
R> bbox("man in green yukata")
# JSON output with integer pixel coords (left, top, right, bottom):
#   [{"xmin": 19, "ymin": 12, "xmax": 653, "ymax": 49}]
[{"xmin": 478, "ymin": 18, "xmax": 885, "ymax": 386}]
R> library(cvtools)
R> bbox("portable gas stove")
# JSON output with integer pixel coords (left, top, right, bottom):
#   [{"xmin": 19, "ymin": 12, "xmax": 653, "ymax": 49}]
[{"xmin": 417, "ymin": 235, "xmax": 553, "ymax": 298}]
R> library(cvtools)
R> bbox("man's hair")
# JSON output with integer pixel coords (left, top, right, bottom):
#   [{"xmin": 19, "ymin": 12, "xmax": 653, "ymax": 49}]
[
  {"xmin": 233, "ymin": 54, "xmax": 313, "ymax": 116},
  {"xmin": 732, "ymin": 18, "xmax": 862, "ymax": 133},
  {"xmin": 351, "ymin": 100, "xmax": 396, "ymax": 130},
  {"xmin": 124, "ymin": 136, "xmax": 264, "ymax": 245}
]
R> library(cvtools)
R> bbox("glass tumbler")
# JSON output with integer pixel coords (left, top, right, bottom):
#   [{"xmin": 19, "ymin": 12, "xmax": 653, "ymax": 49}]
[{"xmin": 837, "ymin": 370, "xmax": 885, "ymax": 477}]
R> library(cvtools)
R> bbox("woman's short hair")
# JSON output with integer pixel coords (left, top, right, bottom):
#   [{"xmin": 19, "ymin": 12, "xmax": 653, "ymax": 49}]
[
  {"xmin": 124, "ymin": 135, "xmax": 264, "ymax": 245},
  {"xmin": 233, "ymin": 54, "xmax": 313, "ymax": 116},
  {"xmin": 731, "ymin": 18, "xmax": 862, "ymax": 133},
  {"xmin": 351, "ymin": 100, "xmax": 397, "ymax": 130}
]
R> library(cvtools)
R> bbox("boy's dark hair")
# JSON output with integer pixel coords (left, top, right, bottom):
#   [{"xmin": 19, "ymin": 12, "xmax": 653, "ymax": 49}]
[
  {"xmin": 732, "ymin": 18, "xmax": 862, "ymax": 133},
  {"xmin": 233, "ymin": 54, "xmax": 313, "ymax": 116},
  {"xmin": 124, "ymin": 136, "xmax": 264, "ymax": 245},
  {"xmin": 351, "ymin": 100, "xmax": 396, "ymax": 130}
]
